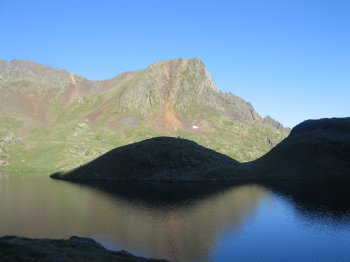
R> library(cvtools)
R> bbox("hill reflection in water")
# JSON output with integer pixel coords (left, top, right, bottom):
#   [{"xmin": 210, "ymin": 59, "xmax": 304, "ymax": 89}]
[
  {"xmin": 0, "ymin": 177, "xmax": 349, "ymax": 261},
  {"xmin": 66, "ymin": 181, "xmax": 269, "ymax": 261},
  {"xmin": 262, "ymin": 181, "xmax": 350, "ymax": 223},
  {"xmin": 0, "ymin": 177, "xmax": 268, "ymax": 261}
]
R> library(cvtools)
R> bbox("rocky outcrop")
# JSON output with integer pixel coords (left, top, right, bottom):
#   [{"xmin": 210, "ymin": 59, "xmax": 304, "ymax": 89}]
[
  {"xmin": 0, "ymin": 59, "xmax": 97, "ymax": 94},
  {"xmin": 111, "ymin": 58, "xmax": 263, "ymax": 122},
  {"xmin": 263, "ymin": 116, "xmax": 291, "ymax": 133},
  {"xmin": 0, "ymin": 236, "xmax": 168, "ymax": 262},
  {"xmin": 51, "ymin": 137, "xmax": 242, "ymax": 181},
  {"xmin": 0, "ymin": 160, "xmax": 8, "ymax": 167}
]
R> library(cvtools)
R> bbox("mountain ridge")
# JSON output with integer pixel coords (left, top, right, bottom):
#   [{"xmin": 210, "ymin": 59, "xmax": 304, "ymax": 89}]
[
  {"xmin": 0, "ymin": 57, "xmax": 288, "ymax": 128},
  {"xmin": 0, "ymin": 57, "xmax": 289, "ymax": 174}
]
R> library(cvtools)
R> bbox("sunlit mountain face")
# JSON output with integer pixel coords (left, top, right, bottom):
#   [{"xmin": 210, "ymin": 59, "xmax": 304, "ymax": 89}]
[{"xmin": 0, "ymin": 58, "xmax": 288, "ymax": 175}]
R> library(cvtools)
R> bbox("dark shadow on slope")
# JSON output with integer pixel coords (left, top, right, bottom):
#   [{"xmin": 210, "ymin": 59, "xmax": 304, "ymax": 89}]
[
  {"xmin": 51, "ymin": 136, "xmax": 240, "ymax": 182},
  {"xmin": 51, "ymin": 118, "xmax": 350, "ymax": 183},
  {"xmin": 250, "ymin": 117, "xmax": 350, "ymax": 181}
]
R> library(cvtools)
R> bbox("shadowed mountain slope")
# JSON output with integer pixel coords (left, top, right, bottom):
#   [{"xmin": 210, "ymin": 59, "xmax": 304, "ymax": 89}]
[
  {"xmin": 51, "ymin": 136, "xmax": 240, "ymax": 181},
  {"xmin": 51, "ymin": 118, "xmax": 350, "ymax": 182},
  {"xmin": 0, "ymin": 58, "xmax": 288, "ymax": 174},
  {"xmin": 248, "ymin": 117, "xmax": 350, "ymax": 181}
]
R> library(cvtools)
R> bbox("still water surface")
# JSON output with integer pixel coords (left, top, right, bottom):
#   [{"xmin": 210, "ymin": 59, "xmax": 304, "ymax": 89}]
[{"xmin": 0, "ymin": 176, "xmax": 349, "ymax": 261}]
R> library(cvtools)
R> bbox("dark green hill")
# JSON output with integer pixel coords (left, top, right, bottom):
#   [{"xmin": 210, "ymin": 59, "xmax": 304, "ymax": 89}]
[
  {"xmin": 249, "ymin": 117, "xmax": 350, "ymax": 181},
  {"xmin": 51, "ymin": 137, "xmax": 241, "ymax": 181},
  {"xmin": 51, "ymin": 118, "xmax": 350, "ymax": 182}
]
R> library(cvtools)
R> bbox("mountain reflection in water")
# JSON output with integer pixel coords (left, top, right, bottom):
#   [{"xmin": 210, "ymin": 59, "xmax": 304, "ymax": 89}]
[
  {"xmin": 263, "ymin": 181, "xmax": 350, "ymax": 223},
  {"xmin": 0, "ymin": 176, "xmax": 349, "ymax": 262},
  {"xmin": 0, "ymin": 177, "xmax": 268, "ymax": 261},
  {"xmin": 69, "ymin": 181, "xmax": 269, "ymax": 261}
]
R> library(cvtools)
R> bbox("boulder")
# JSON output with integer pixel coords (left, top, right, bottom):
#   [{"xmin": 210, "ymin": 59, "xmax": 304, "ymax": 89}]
[{"xmin": 0, "ymin": 160, "xmax": 9, "ymax": 167}]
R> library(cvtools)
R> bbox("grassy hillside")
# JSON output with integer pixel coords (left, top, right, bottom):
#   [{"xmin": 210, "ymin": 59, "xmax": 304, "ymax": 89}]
[
  {"xmin": 0, "ymin": 58, "xmax": 288, "ymax": 176},
  {"xmin": 0, "ymin": 113, "xmax": 285, "ymax": 175}
]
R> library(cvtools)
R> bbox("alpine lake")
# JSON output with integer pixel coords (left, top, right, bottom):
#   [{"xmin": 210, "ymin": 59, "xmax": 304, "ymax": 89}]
[{"xmin": 1, "ymin": 175, "xmax": 349, "ymax": 262}]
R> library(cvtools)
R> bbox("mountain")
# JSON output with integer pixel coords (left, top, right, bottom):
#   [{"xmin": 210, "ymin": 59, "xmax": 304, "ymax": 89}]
[{"xmin": 0, "ymin": 58, "xmax": 288, "ymax": 174}]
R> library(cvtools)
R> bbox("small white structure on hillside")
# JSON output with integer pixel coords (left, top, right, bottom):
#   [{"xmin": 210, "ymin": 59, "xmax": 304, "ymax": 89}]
[{"xmin": 192, "ymin": 125, "xmax": 198, "ymax": 129}]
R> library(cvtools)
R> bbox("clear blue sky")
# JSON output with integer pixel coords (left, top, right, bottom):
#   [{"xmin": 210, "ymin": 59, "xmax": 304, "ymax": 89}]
[{"xmin": 1, "ymin": 0, "xmax": 349, "ymax": 127}]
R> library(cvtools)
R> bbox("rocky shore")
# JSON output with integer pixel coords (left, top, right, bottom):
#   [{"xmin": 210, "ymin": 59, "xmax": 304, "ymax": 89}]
[{"xmin": 0, "ymin": 236, "xmax": 169, "ymax": 262}]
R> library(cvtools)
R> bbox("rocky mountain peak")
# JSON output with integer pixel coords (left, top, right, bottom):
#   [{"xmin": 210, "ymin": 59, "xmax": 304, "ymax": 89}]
[
  {"xmin": 110, "ymin": 58, "xmax": 221, "ymax": 117},
  {"xmin": 140, "ymin": 58, "xmax": 262, "ymax": 122},
  {"xmin": 146, "ymin": 57, "xmax": 220, "ymax": 95},
  {"xmin": 0, "ymin": 57, "xmax": 288, "ymax": 132},
  {"xmin": 0, "ymin": 59, "xmax": 86, "ymax": 94}
]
